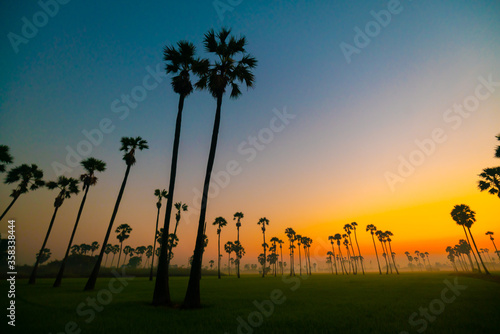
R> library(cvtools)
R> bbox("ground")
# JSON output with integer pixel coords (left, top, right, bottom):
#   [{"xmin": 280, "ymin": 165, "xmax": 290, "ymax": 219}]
[{"xmin": 2, "ymin": 271, "xmax": 500, "ymax": 333}]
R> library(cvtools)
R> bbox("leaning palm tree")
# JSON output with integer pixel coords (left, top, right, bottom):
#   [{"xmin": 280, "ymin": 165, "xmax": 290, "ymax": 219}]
[
  {"xmin": 213, "ymin": 217, "xmax": 227, "ymax": 279},
  {"xmin": 366, "ymin": 224, "xmax": 382, "ymax": 274},
  {"xmin": 333, "ymin": 234, "xmax": 347, "ymax": 275},
  {"xmin": 451, "ymin": 204, "xmax": 489, "ymax": 274},
  {"xmin": 0, "ymin": 145, "xmax": 13, "ymax": 173},
  {"xmin": 344, "ymin": 224, "xmax": 358, "ymax": 273},
  {"xmin": 258, "ymin": 217, "xmax": 270, "ymax": 278},
  {"xmin": 375, "ymin": 231, "xmax": 390, "ymax": 274},
  {"xmin": 385, "ymin": 231, "xmax": 399, "ymax": 274},
  {"xmin": 478, "ymin": 167, "xmax": 500, "ymax": 199},
  {"xmin": 485, "ymin": 231, "xmax": 499, "ymax": 260},
  {"xmin": 115, "ymin": 223, "xmax": 133, "ymax": 268},
  {"xmin": 29, "ymin": 176, "xmax": 79, "ymax": 284},
  {"xmin": 85, "ymin": 137, "xmax": 148, "ymax": 290},
  {"xmin": 150, "ymin": 189, "xmax": 168, "ymax": 281},
  {"xmin": 351, "ymin": 222, "xmax": 365, "ymax": 274},
  {"xmin": 153, "ymin": 41, "xmax": 206, "ymax": 306},
  {"xmin": 183, "ymin": 28, "xmax": 257, "ymax": 308},
  {"xmin": 53, "ymin": 157, "xmax": 106, "ymax": 287},
  {"xmin": 1, "ymin": 164, "xmax": 44, "ymax": 222}
]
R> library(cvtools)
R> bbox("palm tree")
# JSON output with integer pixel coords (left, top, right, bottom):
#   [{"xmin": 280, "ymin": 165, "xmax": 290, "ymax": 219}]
[
  {"xmin": 145, "ymin": 245, "xmax": 153, "ymax": 268},
  {"xmin": 115, "ymin": 223, "xmax": 132, "ymax": 267},
  {"xmin": 485, "ymin": 232, "xmax": 499, "ymax": 260},
  {"xmin": 104, "ymin": 244, "xmax": 113, "ymax": 267},
  {"xmin": 270, "ymin": 237, "xmax": 280, "ymax": 276},
  {"xmin": 153, "ymin": 41, "xmax": 206, "ymax": 306},
  {"xmin": 1, "ymin": 164, "xmax": 44, "ymax": 222},
  {"xmin": 257, "ymin": 218, "xmax": 270, "ymax": 278},
  {"xmin": 496, "ymin": 134, "xmax": 500, "ymax": 158},
  {"xmin": 85, "ymin": 137, "xmax": 148, "ymax": 290},
  {"xmin": 184, "ymin": 28, "xmax": 257, "ymax": 308},
  {"xmin": 70, "ymin": 244, "xmax": 80, "ymax": 255},
  {"xmin": 165, "ymin": 202, "xmax": 188, "ymax": 268},
  {"xmin": 295, "ymin": 234, "xmax": 303, "ymax": 275},
  {"xmin": 445, "ymin": 247, "xmax": 458, "ymax": 271},
  {"xmin": 451, "ymin": 204, "xmax": 489, "ymax": 274},
  {"xmin": 209, "ymin": 260, "xmax": 215, "ymax": 270},
  {"xmin": 123, "ymin": 245, "xmax": 133, "ymax": 265},
  {"xmin": 478, "ymin": 167, "xmax": 500, "ymax": 199},
  {"xmin": 110, "ymin": 245, "xmax": 120, "ymax": 267},
  {"xmin": 29, "ymin": 176, "xmax": 79, "ymax": 284},
  {"xmin": 213, "ymin": 217, "xmax": 227, "ymax": 279},
  {"xmin": 326, "ymin": 251, "xmax": 334, "ymax": 274},
  {"xmin": 233, "ymin": 212, "xmax": 244, "ymax": 276},
  {"xmin": 150, "ymin": 189, "xmax": 167, "ymax": 281},
  {"xmin": 424, "ymin": 251, "xmax": 431, "ymax": 271},
  {"xmin": 385, "ymin": 231, "xmax": 399, "ymax": 274},
  {"xmin": 90, "ymin": 241, "xmax": 99, "ymax": 256},
  {"xmin": 232, "ymin": 241, "xmax": 245, "ymax": 278},
  {"xmin": 277, "ymin": 239, "xmax": 284, "ymax": 275},
  {"xmin": 375, "ymin": 231, "xmax": 390, "ymax": 274},
  {"xmin": 366, "ymin": 224, "xmax": 382, "ymax": 274},
  {"xmin": 333, "ymin": 234, "xmax": 347, "ymax": 274},
  {"xmin": 350, "ymin": 222, "xmax": 365, "ymax": 275},
  {"xmin": 224, "ymin": 241, "xmax": 234, "ymax": 275},
  {"xmin": 327, "ymin": 236, "xmax": 338, "ymax": 275},
  {"xmin": 0, "ymin": 145, "xmax": 13, "ymax": 173},
  {"xmin": 344, "ymin": 224, "xmax": 358, "ymax": 273},
  {"xmin": 285, "ymin": 228, "xmax": 296, "ymax": 276},
  {"xmin": 304, "ymin": 237, "xmax": 313, "ymax": 275},
  {"xmin": 53, "ymin": 157, "xmax": 106, "ymax": 287}
]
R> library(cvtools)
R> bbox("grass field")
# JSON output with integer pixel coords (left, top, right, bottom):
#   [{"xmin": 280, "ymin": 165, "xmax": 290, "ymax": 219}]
[{"xmin": 3, "ymin": 271, "xmax": 500, "ymax": 333}]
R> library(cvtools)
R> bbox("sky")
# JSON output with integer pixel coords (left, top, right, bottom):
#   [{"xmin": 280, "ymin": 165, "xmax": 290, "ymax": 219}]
[{"xmin": 0, "ymin": 0, "xmax": 499, "ymax": 269}]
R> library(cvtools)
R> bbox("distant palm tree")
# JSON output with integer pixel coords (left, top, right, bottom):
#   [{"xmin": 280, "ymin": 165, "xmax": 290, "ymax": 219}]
[
  {"xmin": 485, "ymin": 232, "xmax": 499, "ymax": 260},
  {"xmin": 115, "ymin": 223, "xmax": 132, "ymax": 267},
  {"xmin": 285, "ymin": 228, "xmax": 296, "ymax": 276},
  {"xmin": 344, "ymin": 224, "xmax": 358, "ymax": 274},
  {"xmin": 385, "ymin": 231, "xmax": 399, "ymax": 274},
  {"xmin": 1, "ymin": 164, "xmax": 44, "ymax": 222},
  {"xmin": 53, "ymin": 157, "xmax": 106, "ymax": 287},
  {"xmin": 270, "ymin": 237, "xmax": 280, "ymax": 276},
  {"xmin": 166, "ymin": 202, "xmax": 188, "ymax": 267},
  {"xmin": 85, "ymin": 136, "xmax": 148, "ymax": 291},
  {"xmin": 224, "ymin": 241, "xmax": 234, "ymax": 275},
  {"xmin": 29, "ymin": 176, "xmax": 79, "ymax": 284},
  {"xmin": 350, "ymin": 222, "xmax": 365, "ymax": 274},
  {"xmin": 153, "ymin": 41, "xmax": 206, "ymax": 306},
  {"xmin": 0, "ymin": 145, "xmax": 13, "ymax": 173},
  {"xmin": 234, "ymin": 212, "xmax": 244, "ymax": 277},
  {"xmin": 333, "ymin": 234, "xmax": 347, "ymax": 275},
  {"xmin": 110, "ymin": 245, "xmax": 120, "ymax": 267},
  {"xmin": 296, "ymin": 234, "xmax": 303, "ymax": 275},
  {"xmin": 123, "ymin": 245, "xmax": 133, "ymax": 265},
  {"xmin": 424, "ymin": 251, "xmax": 431, "ymax": 271},
  {"xmin": 213, "ymin": 217, "xmax": 227, "ymax": 279},
  {"xmin": 258, "ymin": 217, "xmax": 270, "ymax": 278},
  {"xmin": 135, "ymin": 246, "xmax": 146, "ymax": 264},
  {"xmin": 184, "ymin": 28, "xmax": 257, "ymax": 308},
  {"xmin": 209, "ymin": 260, "xmax": 215, "ymax": 270},
  {"xmin": 144, "ymin": 245, "xmax": 153, "ymax": 268},
  {"xmin": 478, "ymin": 167, "xmax": 500, "ymax": 199},
  {"xmin": 327, "ymin": 251, "xmax": 334, "ymax": 274},
  {"xmin": 277, "ymin": 239, "xmax": 284, "ymax": 275},
  {"xmin": 366, "ymin": 224, "xmax": 382, "ymax": 274},
  {"xmin": 104, "ymin": 244, "xmax": 113, "ymax": 267},
  {"xmin": 451, "ymin": 204, "xmax": 489, "ymax": 274},
  {"xmin": 90, "ymin": 241, "xmax": 99, "ymax": 256},
  {"xmin": 376, "ymin": 231, "xmax": 390, "ymax": 274},
  {"xmin": 328, "ymin": 236, "xmax": 338, "ymax": 275},
  {"xmin": 233, "ymin": 241, "xmax": 245, "ymax": 278},
  {"xmin": 150, "ymin": 189, "xmax": 168, "ymax": 281}
]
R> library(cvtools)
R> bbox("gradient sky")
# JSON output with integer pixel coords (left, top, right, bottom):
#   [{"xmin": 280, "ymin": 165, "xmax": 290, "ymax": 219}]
[{"xmin": 1, "ymin": 0, "xmax": 499, "ymax": 268}]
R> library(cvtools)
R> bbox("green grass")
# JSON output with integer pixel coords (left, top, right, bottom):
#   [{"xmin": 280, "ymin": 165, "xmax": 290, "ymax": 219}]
[{"xmin": 3, "ymin": 272, "xmax": 500, "ymax": 333}]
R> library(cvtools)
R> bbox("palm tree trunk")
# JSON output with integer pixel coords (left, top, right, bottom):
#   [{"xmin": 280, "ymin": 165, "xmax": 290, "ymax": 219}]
[
  {"xmin": 387, "ymin": 241, "xmax": 399, "ymax": 275},
  {"xmin": 29, "ymin": 205, "xmax": 60, "ymax": 284},
  {"xmin": 153, "ymin": 95, "xmax": 186, "ymax": 305},
  {"xmin": 380, "ymin": 241, "xmax": 389, "ymax": 274},
  {"xmin": 262, "ymin": 230, "xmax": 266, "ymax": 278},
  {"xmin": 462, "ymin": 225, "xmax": 481, "ymax": 273},
  {"xmin": 490, "ymin": 238, "xmax": 500, "ymax": 260},
  {"xmin": 217, "ymin": 234, "xmax": 221, "ymax": 279},
  {"xmin": 298, "ymin": 245, "xmax": 302, "ymax": 276},
  {"xmin": 150, "ymin": 206, "xmax": 161, "ymax": 281},
  {"xmin": 54, "ymin": 185, "xmax": 90, "ymax": 287},
  {"xmin": 117, "ymin": 242, "xmax": 123, "ymax": 268},
  {"xmin": 353, "ymin": 230, "xmax": 365, "ymax": 274},
  {"xmin": 84, "ymin": 164, "xmax": 132, "ymax": 291},
  {"xmin": 0, "ymin": 195, "xmax": 19, "ymax": 222},
  {"xmin": 183, "ymin": 95, "xmax": 223, "ymax": 308},
  {"xmin": 371, "ymin": 234, "xmax": 382, "ymax": 274},
  {"xmin": 467, "ymin": 227, "xmax": 490, "ymax": 275},
  {"xmin": 237, "ymin": 226, "xmax": 240, "ymax": 278},
  {"xmin": 338, "ymin": 246, "xmax": 347, "ymax": 275},
  {"xmin": 330, "ymin": 243, "xmax": 338, "ymax": 275}
]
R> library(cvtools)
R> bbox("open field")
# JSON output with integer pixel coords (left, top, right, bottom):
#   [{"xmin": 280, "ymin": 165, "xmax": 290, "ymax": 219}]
[{"xmin": 2, "ymin": 272, "xmax": 500, "ymax": 334}]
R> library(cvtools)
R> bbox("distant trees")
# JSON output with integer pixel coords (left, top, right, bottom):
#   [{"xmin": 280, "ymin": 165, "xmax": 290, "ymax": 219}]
[
  {"xmin": 150, "ymin": 189, "xmax": 167, "ymax": 281},
  {"xmin": 213, "ymin": 217, "xmax": 227, "ymax": 279},
  {"xmin": 366, "ymin": 224, "xmax": 382, "ymax": 274},
  {"xmin": 257, "ymin": 218, "xmax": 270, "ymax": 278},
  {"xmin": 115, "ymin": 223, "xmax": 133, "ymax": 268},
  {"xmin": 485, "ymin": 232, "xmax": 499, "ymax": 260}
]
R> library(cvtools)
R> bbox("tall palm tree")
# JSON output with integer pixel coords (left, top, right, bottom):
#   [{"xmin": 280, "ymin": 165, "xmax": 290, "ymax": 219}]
[
  {"xmin": 285, "ymin": 228, "xmax": 296, "ymax": 276},
  {"xmin": 153, "ymin": 41, "xmax": 207, "ymax": 306},
  {"xmin": 115, "ymin": 223, "xmax": 132, "ymax": 267},
  {"xmin": 327, "ymin": 236, "xmax": 338, "ymax": 275},
  {"xmin": 485, "ymin": 232, "xmax": 499, "ymax": 260},
  {"xmin": 270, "ymin": 237, "xmax": 280, "ymax": 276},
  {"xmin": 0, "ymin": 145, "xmax": 13, "ymax": 173},
  {"xmin": 327, "ymin": 251, "xmax": 334, "ymax": 274},
  {"xmin": 350, "ymin": 222, "xmax": 364, "ymax": 274},
  {"xmin": 85, "ymin": 137, "xmax": 148, "ymax": 290},
  {"xmin": 233, "ymin": 241, "xmax": 245, "ymax": 278},
  {"xmin": 333, "ymin": 234, "xmax": 347, "ymax": 274},
  {"xmin": 366, "ymin": 224, "xmax": 382, "ymax": 274},
  {"xmin": 295, "ymin": 234, "xmax": 303, "ymax": 275},
  {"xmin": 53, "ymin": 157, "xmax": 106, "ymax": 287},
  {"xmin": 224, "ymin": 241, "xmax": 234, "ymax": 275},
  {"xmin": 385, "ymin": 231, "xmax": 399, "ymax": 274},
  {"xmin": 29, "ymin": 176, "xmax": 79, "ymax": 284},
  {"xmin": 375, "ymin": 231, "xmax": 390, "ymax": 274},
  {"xmin": 184, "ymin": 28, "xmax": 257, "ymax": 308},
  {"xmin": 257, "ymin": 217, "xmax": 270, "ymax": 278},
  {"xmin": 424, "ymin": 251, "xmax": 431, "ymax": 271},
  {"xmin": 150, "ymin": 189, "xmax": 168, "ymax": 281},
  {"xmin": 1, "ymin": 164, "xmax": 44, "ymax": 222},
  {"xmin": 166, "ymin": 202, "xmax": 188, "ymax": 267},
  {"xmin": 344, "ymin": 224, "xmax": 358, "ymax": 273},
  {"xmin": 233, "ymin": 212, "xmax": 244, "ymax": 277},
  {"xmin": 277, "ymin": 239, "xmax": 284, "ymax": 275},
  {"xmin": 450, "ymin": 204, "xmax": 489, "ymax": 274},
  {"xmin": 478, "ymin": 167, "xmax": 500, "ymax": 199},
  {"xmin": 213, "ymin": 217, "xmax": 227, "ymax": 279}
]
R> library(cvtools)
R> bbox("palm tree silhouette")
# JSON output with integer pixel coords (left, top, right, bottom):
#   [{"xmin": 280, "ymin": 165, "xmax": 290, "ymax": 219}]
[
  {"xmin": 213, "ymin": 217, "xmax": 227, "ymax": 279},
  {"xmin": 451, "ymin": 204, "xmax": 489, "ymax": 274},
  {"xmin": 224, "ymin": 241, "xmax": 234, "ymax": 275},
  {"xmin": 277, "ymin": 239, "xmax": 284, "ymax": 275},
  {"xmin": 145, "ymin": 245, "xmax": 153, "ymax": 268},
  {"xmin": 90, "ymin": 241, "xmax": 99, "ymax": 256},
  {"xmin": 296, "ymin": 234, "xmax": 303, "ymax": 275},
  {"xmin": 115, "ymin": 223, "xmax": 133, "ymax": 267},
  {"xmin": 285, "ymin": 228, "xmax": 296, "ymax": 276},
  {"xmin": 366, "ymin": 224, "xmax": 382, "ymax": 274},
  {"xmin": 350, "ymin": 222, "xmax": 365, "ymax": 275},
  {"xmin": 0, "ymin": 145, "xmax": 13, "ymax": 173},
  {"xmin": 150, "ymin": 189, "xmax": 167, "ymax": 281},
  {"xmin": 85, "ymin": 137, "xmax": 148, "ymax": 290},
  {"xmin": 104, "ymin": 244, "xmax": 113, "ymax": 267},
  {"xmin": 1, "ymin": 164, "xmax": 44, "ymax": 222},
  {"xmin": 184, "ymin": 28, "xmax": 257, "ymax": 308},
  {"xmin": 485, "ymin": 231, "xmax": 500, "ymax": 260},
  {"xmin": 233, "ymin": 241, "xmax": 245, "ymax": 278},
  {"xmin": 344, "ymin": 224, "xmax": 358, "ymax": 274},
  {"xmin": 123, "ymin": 245, "xmax": 133, "ymax": 265},
  {"xmin": 29, "ymin": 176, "xmax": 79, "ymax": 284},
  {"xmin": 258, "ymin": 217, "xmax": 270, "ymax": 278},
  {"xmin": 233, "ymin": 212, "xmax": 244, "ymax": 277},
  {"xmin": 153, "ymin": 41, "xmax": 206, "ymax": 306},
  {"xmin": 385, "ymin": 231, "xmax": 399, "ymax": 274},
  {"xmin": 328, "ymin": 236, "xmax": 338, "ymax": 275},
  {"xmin": 333, "ymin": 234, "xmax": 347, "ymax": 275},
  {"xmin": 478, "ymin": 167, "xmax": 500, "ymax": 199},
  {"xmin": 53, "ymin": 157, "xmax": 106, "ymax": 287},
  {"xmin": 166, "ymin": 202, "xmax": 188, "ymax": 267},
  {"xmin": 270, "ymin": 237, "xmax": 280, "ymax": 276},
  {"xmin": 376, "ymin": 231, "xmax": 390, "ymax": 274},
  {"xmin": 111, "ymin": 244, "xmax": 120, "ymax": 267},
  {"xmin": 495, "ymin": 134, "xmax": 500, "ymax": 158}
]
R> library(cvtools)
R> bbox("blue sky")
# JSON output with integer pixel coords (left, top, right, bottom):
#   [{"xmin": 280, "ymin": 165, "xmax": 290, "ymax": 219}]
[{"xmin": 1, "ymin": 0, "xmax": 499, "ymax": 266}]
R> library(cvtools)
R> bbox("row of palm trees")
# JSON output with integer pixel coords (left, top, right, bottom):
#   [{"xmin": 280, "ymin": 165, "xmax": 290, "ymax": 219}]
[
  {"xmin": 404, "ymin": 251, "xmax": 432, "ymax": 271},
  {"xmin": 212, "ymin": 212, "xmax": 246, "ymax": 279}
]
